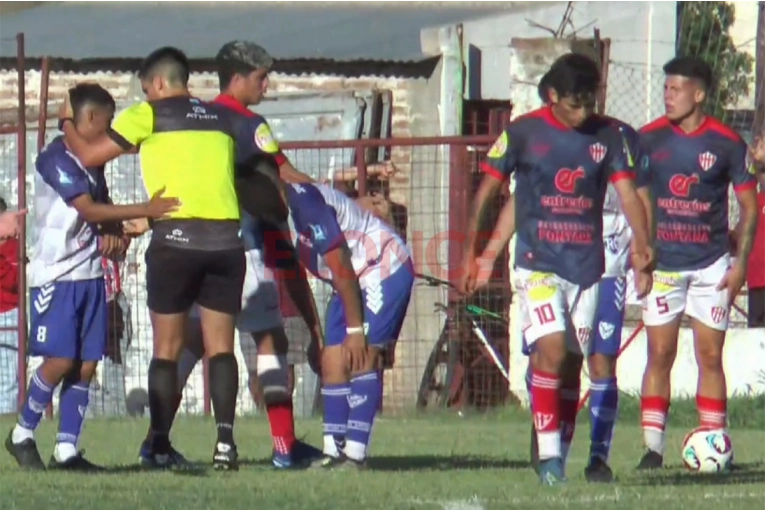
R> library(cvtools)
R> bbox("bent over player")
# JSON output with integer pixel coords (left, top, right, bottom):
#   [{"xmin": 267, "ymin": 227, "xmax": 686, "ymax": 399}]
[
  {"xmin": 5, "ymin": 84, "xmax": 177, "ymax": 470},
  {"xmin": 60, "ymin": 47, "xmax": 246, "ymax": 470},
  {"xmin": 243, "ymin": 158, "xmax": 413, "ymax": 469},
  {"xmin": 457, "ymin": 53, "xmax": 652, "ymax": 485},
  {"xmin": 636, "ymin": 56, "xmax": 759, "ymax": 469}
]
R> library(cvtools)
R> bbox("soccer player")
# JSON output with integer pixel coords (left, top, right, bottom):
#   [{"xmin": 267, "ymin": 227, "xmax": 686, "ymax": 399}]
[
  {"xmin": 472, "ymin": 72, "xmax": 650, "ymax": 482},
  {"xmin": 240, "ymin": 156, "xmax": 413, "ymax": 469},
  {"xmin": 4, "ymin": 83, "xmax": 178, "ymax": 471},
  {"xmin": 635, "ymin": 56, "xmax": 759, "ymax": 469},
  {"xmin": 456, "ymin": 53, "xmax": 653, "ymax": 485},
  {"xmin": 59, "ymin": 47, "xmax": 247, "ymax": 470}
]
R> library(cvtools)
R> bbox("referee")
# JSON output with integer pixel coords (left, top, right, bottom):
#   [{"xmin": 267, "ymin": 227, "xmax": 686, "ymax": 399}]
[{"xmin": 59, "ymin": 47, "xmax": 243, "ymax": 471}]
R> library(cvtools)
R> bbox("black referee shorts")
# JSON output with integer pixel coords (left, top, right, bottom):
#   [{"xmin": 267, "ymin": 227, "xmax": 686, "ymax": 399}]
[{"xmin": 145, "ymin": 220, "xmax": 246, "ymax": 316}]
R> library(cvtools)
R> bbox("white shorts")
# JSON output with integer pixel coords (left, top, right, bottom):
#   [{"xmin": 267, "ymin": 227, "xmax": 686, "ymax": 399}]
[
  {"xmin": 642, "ymin": 255, "xmax": 730, "ymax": 331},
  {"xmin": 189, "ymin": 249, "xmax": 283, "ymax": 332},
  {"xmin": 514, "ymin": 268, "xmax": 599, "ymax": 355}
]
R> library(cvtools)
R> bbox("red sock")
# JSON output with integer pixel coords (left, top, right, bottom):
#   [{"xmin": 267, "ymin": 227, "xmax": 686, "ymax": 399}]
[
  {"xmin": 267, "ymin": 401, "xmax": 296, "ymax": 455},
  {"xmin": 559, "ymin": 379, "xmax": 581, "ymax": 459},
  {"xmin": 641, "ymin": 396, "xmax": 670, "ymax": 453},
  {"xmin": 531, "ymin": 369, "xmax": 561, "ymax": 460},
  {"xmin": 697, "ymin": 395, "xmax": 727, "ymax": 429}
]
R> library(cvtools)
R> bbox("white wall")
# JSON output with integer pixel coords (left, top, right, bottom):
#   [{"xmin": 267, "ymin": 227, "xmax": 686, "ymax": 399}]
[{"xmin": 457, "ymin": 1, "xmax": 677, "ymax": 127}]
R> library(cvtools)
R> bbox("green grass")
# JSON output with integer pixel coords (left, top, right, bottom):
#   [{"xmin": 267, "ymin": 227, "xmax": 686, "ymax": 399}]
[{"xmin": 1, "ymin": 408, "xmax": 764, "ymax": 510}]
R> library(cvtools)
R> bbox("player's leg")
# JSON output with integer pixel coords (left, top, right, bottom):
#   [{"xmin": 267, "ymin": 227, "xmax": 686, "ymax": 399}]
[
  {"xmin": 685, "ymin": 259, "xmax": 730, "ymax": 433},
  {"xmin": 637, "ymin": 272, "xmax": 687, "ymax": 469},
  {"xmin": 515, "ymin": 270, "xmax": 572, "ymax": 484},
  {"xmin": 196, "ymin": 247, "xmax": 246, "ymax": 470},
  {"xmin": 139, "ymin": 311, "xmax": 203, "ymax": 466},
  {"xmin": 144, "ymin": 243, "xmax": 203, "ymax": 467},
  {"xmin": 584, "ymin": 275, "xmax": 626, "ymax": 482},
  {"xmin": 320, "ymin": 263, "xmax": 414, "ymax": 470},
  {"xmin": 48, "ymin": 278, "xmax": 108, "ymax": 471},
  {"xmin": 6, "ymin": 282, "xmax": 79, "ymax": 470},
  {"xmin": 558, "ymin": 353, "xmax": 583, "ymax": 469}
]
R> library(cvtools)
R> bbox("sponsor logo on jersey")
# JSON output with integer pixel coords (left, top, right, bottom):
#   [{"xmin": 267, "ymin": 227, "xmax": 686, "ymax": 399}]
[
  {"xmin": 487, "ymin": 131, "xmax": 508, "ymax": 159},
  {"xmin": 254, "ymin": 123, "xmax": 280, "ymax": 154}
]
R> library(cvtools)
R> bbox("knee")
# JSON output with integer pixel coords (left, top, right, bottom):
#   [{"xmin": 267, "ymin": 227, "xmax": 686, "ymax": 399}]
[
  {"xmin": 697, "ymin": 347, "xmax": 724, "ymax": 373},
  {"xmin": 588, "ymin": 353, "xmax": 616, "ymax": 379},
  {"xmin": 533, "ymin": 334, "xmax": 567, "ymax": 372},
  {"xmin": 321, "ymin": 345, "xmax": 348, "ymax": 384},
  {"xmin": 647, "ymin": 341, "xmax": 677, "ymax": 371},
  {"xmin": 560, "ymin": 354, "xmax": 584, "ymax": 383},
  {"xmin": 78, "ymin": 361, "xmax": 98, "ymax": 382}
]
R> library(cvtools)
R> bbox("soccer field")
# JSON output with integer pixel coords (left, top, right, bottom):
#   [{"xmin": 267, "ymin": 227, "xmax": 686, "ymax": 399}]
[{"xmin": 1, "ymin": 412, "xmax": 763, "ymax": 510}]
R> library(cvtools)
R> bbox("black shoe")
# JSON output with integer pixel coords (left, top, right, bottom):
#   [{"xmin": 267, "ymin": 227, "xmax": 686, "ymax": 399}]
[
  {"xmin": 48, "ymin": 451, "xmax": 104, "ymax": 472},
  {"xmin": 636, "ymin": 450, "xmax": 663, "ymax": 471},
  {"xmin": 212, "ymin": 442, "xmax": 238, "ymax": 471},
  {"xmin": 5, "ymin": 431, "xmax": 45, "ymax": 471},
  {"xmin": 584, "ymin": 457, "xmax": 615, "ymax": 483}
]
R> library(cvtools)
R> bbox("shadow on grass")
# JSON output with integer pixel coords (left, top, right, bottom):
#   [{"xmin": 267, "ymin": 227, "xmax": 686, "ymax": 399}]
[
  {"xmin": 368, "ymin": 455, "xmax": 530, "ymax": 472},
  {"xmin": 100, "ymin": 462, "xmax": 210, "ymax": 477},
  {"xmin": 624, "ymin": 461, "xmax": 765, "ymax": 487}
]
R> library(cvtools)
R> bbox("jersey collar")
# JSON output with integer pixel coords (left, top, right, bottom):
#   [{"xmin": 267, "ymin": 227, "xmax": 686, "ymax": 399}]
[{"xmin": 213, "ymin": 94, "xmax": 255, "ymax": 117}]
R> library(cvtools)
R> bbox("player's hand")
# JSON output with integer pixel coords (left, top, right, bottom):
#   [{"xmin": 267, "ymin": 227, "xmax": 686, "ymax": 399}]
[
  {"xmin": 123, "ymin": 218, "xmax": 151, "ymax": 237},
  {"xmin": 634, "ymin": 269, "xmax": 653, "ymax": 300},
  {"xmin": 749, "ymin": 135, "xmax": 765, "ymax": 166},
  {"xmin": 0, "ymin": 209, "xmax": 26, "ymax": 239},
  {"xmin": 343, "ymin": 331, "xmax": 367, "ymax": 373},
  {"xmin": 143, "ymin": 187, "xmax": 181, "ymax": 219},
  {"xmin": 58, "ymin": 92, "xmax": 73, "ymax": 121},
  {"xmin": 99, "ymin": 234, "xmax": 124, "ymax": 259},
  {"xmin": 455, "ymin": 252, "xmax": 479, "ymax": 295},
  {"xmin": 472, "ymin": 252, "xmax": 497, "ymax": 291},
  {"xmin": 630, "ymin": 244, "xmax": 655, "ymax": 272},
  {"xmin": 716, "ymin": 263, "xmax": 747, "ymax": 308}
]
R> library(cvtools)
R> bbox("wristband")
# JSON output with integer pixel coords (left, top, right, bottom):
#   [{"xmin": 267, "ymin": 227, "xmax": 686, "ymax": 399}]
[
  {"xmin": 346, "ymin": 326, "xmax": 364, "ymax": 335},
  {"xmin": 58, "ymin": 118, "xmax": 74, "ymax": 131}
]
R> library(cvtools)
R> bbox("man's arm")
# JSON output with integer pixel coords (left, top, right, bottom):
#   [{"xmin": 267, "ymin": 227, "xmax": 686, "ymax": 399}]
[
  {"xmin": 69, "ymin": 194, "xmax": 155, "ymax": 225},
  {"xmin": 481, "ymin": 194, "xmax": 515, "ymax": 260},
  {"xmin": 324, "ymin": 243, "xmax": 365, "ymax": 330},
  {"xmin": 61, "ymin": 101, "xmax": 153, "ymax": 167},
  {"xmin": 279, "ymin": 160, "xmax": 315, "ymax": 184},
  {"xmin": 612, "ymin": 178, "xmax": 650, "ymax": 253},
  {"xmin": 733, "ymin": 188, "xmax": 759, "ymax": 267}
]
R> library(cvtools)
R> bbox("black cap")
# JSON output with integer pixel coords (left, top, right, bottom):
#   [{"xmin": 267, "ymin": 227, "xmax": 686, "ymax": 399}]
[{"xmin": 215, "ymin": 40, "xmax": 274, "ymax": 71}]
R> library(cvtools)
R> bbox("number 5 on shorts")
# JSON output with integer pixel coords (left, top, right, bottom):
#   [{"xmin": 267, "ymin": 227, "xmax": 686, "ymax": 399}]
[
  {"xmin": 533, "ymin": 303, "xmax": 556, "ymax": 325},
  {"xmin": 655, "ymin": 296, "xmax": 669, "ymax": 315}
]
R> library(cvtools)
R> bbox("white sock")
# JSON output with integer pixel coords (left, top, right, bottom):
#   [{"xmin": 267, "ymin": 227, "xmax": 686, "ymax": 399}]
[
  {"xmin": 323, "ymin": 434, "xmax": 340, "ymax": 457},
  {"xmin": 344, "ymin": 440, "xmax": 366, "ymax": 462},
  {"xmin": 643, "ymin": 428, "xmax": 665, "ymax": 455},
  {"xmin": 53, "ymin": 442, "xmax": 78, "ymax": 462},
  {"xmin": 11, "ymin": 424, "xmax": 34, "ymax": 444},
  {"xmin": 537, "ymin": 431, "xmax": 562, "ymax": 461}
]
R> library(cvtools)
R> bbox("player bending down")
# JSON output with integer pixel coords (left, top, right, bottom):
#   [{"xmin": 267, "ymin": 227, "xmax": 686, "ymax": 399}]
[
  {"xmin": 244, "ymin": 157, "xmax": 413, "ymax": 469},
  {"xmin": 471, "ymin": 72, "xmax": 651, "ymax": 482},
  {"xmin": 635, "ymin": 56, "xmax": 759, "ymax": 470},
  {"xmin": 5, "ymin": 84, "xmax": 178, "ymax": 471},
  {"xmin": 457, "ymin": 53, "xmax": 653, "ymax": 485}
]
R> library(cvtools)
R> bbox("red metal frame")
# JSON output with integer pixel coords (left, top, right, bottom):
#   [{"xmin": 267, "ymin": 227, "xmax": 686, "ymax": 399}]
[{"xmin": 15, "ymin": 33, "xmax": 28, "ymax": 413}]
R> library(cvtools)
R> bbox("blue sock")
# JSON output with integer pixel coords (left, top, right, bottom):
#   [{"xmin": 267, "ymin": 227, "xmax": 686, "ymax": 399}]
[
  {"xmin": 589, "ymin": 377, "xmax": 619, "ymax": 462},
  {"xmin": 345, "ymin": 371, "xmax": 382, "ymax": 462},
  {"xmin": 16, "ymin": 369, "xmax": 55, "ymax": 433},
  {"xmin": 321, "ymin": 382, "xmax": 351, "ymax": 456},
  {"xmin": 56, "ymin": 381, "xmax": 90, "ymax": 447}
]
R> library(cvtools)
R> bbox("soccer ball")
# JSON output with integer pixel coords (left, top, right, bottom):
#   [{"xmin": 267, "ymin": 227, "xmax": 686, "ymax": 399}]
[{"xmin": 681, "ymin": 427, "xmax": 733, "ymax": 473}]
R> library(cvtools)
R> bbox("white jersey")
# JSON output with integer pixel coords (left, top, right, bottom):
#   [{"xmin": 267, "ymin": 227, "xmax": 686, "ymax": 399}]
[
  {"xmin": 602, "ymin": 183, "xmax": 631, "ymax": 278},
  {"xmin": 288, "ymin": 183, "xmax": 411, "ymax": 289},
  {"xmin": 28, "ymin": 138, "xmax": 105, "ymax": 287}
]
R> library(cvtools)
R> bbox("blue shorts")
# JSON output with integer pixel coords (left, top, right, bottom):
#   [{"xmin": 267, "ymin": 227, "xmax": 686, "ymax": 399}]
[
  {"xmin": 30, "ymin": 279, "xmax": 107, "ymax": 362},
  {"xmin": 325, "ymin": 263, "xmax": 413, "ymax": 348},
  {"xmin": 590, "ymin": 276, "xmax": 626, "ymax": 357}
]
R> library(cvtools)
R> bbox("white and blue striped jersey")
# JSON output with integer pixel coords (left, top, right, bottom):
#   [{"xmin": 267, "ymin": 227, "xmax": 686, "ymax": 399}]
[
  {"xmin": 28, "ymin": 137, "xmax": 107, "ymax": 287},
  {"xmin": 286, "ymin": 183, "xmax": 411, "ymax": 289}
]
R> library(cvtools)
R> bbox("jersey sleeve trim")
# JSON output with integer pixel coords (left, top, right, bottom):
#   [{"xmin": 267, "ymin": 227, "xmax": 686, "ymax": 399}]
[
  {"xmin": 106, "ymin": 128, "xmax": 134, "ymax": 151},
  {"xmin": 110, "ymin": 101, "xmax": 154, "ymax": 148},
  {"xmin": 609, "ymin": 170, "xmax": 635, "ymax": 183},
  {"xmin": 274, "ymin": 152, "xmax": 288, "ymax": 167},
  {"xmin": 733, "ymin": 180, "xmax": 757, "ymax": 193},
  {"xmin": 479, "ymin": 162, "xmax": 506, "ymax": 181}
]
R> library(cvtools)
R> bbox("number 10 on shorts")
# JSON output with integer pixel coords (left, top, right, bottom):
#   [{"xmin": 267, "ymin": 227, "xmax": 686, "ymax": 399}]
[{"xmin": 533, "ymin": 303, "xmax": 556, "ymax": 325}]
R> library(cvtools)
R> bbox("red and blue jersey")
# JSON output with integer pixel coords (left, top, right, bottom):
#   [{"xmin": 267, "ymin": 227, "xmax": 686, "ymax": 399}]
[
  {"xmin": 481, "ymin": 106, "xmax": 635, "ymax": 288},
  {"xmin": 636, "ymin": 116, "xmax": 757, "ymax": 271}
]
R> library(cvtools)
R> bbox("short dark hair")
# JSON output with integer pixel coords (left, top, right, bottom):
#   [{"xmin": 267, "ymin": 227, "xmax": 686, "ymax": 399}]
[
  {"xmin": 544, "ymin": 53, "xmax": 601, "ymax": 101},
  {"xmin": 69, "ymin": 83, "xmax": 115, "ymax": 122},
  {"xmin": 538, "ymin": 71, "xmax": 552, "ymax": 103},
  {"xmin": 663, "ymin": 56, "xmax": 713, "ymax": 91},
  {"xmin": 215, "ymin": 40, "xmax": 273, "ymax": 90},
  {"xmin": 139, "ymin": 46, "xmax": 190, "ymax": 86}
]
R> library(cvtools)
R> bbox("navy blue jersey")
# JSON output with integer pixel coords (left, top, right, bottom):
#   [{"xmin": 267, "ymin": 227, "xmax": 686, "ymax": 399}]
[
  {"xmin": 636, "ymin": 116, "xmax": 757, "ymax": 271},
  {"xmin": 482, "ymin": 107, "xmax": 635, "ymax": 287}
]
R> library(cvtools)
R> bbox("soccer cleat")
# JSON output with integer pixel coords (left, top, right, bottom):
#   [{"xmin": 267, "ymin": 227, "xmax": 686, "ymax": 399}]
[
  {"xmin": 584, "ymin": 456, "xmax": 615, "ymax": 483},
  {"xmin": 212, "ymin": 442, "xmax": 238, "ymax": 471},
  {"xmin": 272, "ymin": 440, "xmax": 324, "ymax": 470},
  {"xmin": 538, "ymin": 458, "xmax": 567, "ymax": 486},
  {"xmin": 635, "ymin": 450, "xmax": 663, "ymax": 471},
  {"xmin": 48, "ymin": 451, "xmax": 104, "ymax": 472},
  {"xmin": 138, "ymin": 440, "xmax": 189, "ymax": 469},
  {"xmin": 313, "ymin": 453, "xmax": 366, "ymax": 471},
  {"xmin": 5, "ymin": 431, "xmax": 46, "ymax": 471}
]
